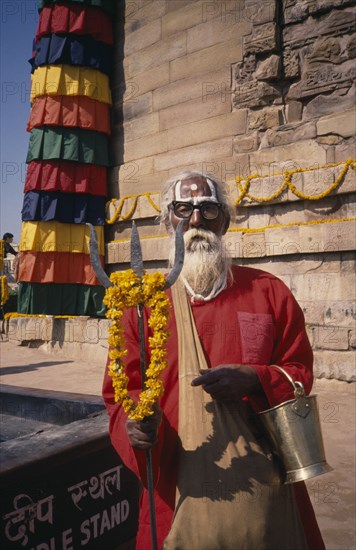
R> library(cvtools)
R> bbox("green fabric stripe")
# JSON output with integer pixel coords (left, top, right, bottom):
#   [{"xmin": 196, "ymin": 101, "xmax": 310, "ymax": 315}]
[
  {"xmin": 26, "ymin": 127, "xmax": 110, "ymax": 166},
  {"xmin": 18, "ymin": 282, "xmax": 106, "ymax": 316},
  {"xmin": 37, "ymin": 0, "xmax": 116, "ymax": 16}
]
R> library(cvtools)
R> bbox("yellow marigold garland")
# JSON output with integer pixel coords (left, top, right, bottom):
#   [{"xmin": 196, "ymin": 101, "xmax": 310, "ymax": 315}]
[
  {"xmin": 104, "ymin": 159, "xmax": 354, "ymax": 222},
  {"xmin": 235, "ymin": 159, "xmax": 355, "ymax": 205},
  {"xmin": 4, "ymin": 313, "xmax": 81, "ymax": 319},
  {"xmin": 106, "ymin": 192, "xmax": 161, "ymax": 224},
  {"xmin": 103, "ymin": 269, "xmax": 170, "ymax": 421},
  {"xmin": 0, "ymin": 275, "xmax": 9, "ymax": 306}
]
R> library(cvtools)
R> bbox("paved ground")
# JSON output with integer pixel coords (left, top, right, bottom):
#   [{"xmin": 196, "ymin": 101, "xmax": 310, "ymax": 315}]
[{"xmin": 0, "ymin": 339, "xmax": 355, "ymax": 550}]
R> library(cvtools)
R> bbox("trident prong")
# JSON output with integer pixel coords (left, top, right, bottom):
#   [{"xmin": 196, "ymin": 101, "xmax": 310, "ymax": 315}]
[
  {"xmin": 88, "ymin": 221, "xmax": 186, "ymax": 288},
  {"xmin": 86, "ymin": 223, "xmax": 112, "ymax": 288},
  {"xmin": 130, "ymin": 220, "xmax": 186, "ymax": 286},
  {"xmin": 130, "ymin": 221, "xmax": 144, "ymax": 278},
  {"xmin": 164, "ymin": 220, "xmax": 186, "ymax": 288}
]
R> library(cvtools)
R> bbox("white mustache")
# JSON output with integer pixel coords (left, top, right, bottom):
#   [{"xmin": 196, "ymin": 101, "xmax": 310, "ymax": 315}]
[{"xmin": 183, "ymin": 228, "xmax": 217, "ymax": 252}]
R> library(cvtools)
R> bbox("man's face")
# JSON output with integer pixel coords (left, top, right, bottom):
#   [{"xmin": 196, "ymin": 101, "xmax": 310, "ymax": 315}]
[{"xmin": 168, "ymin": 177, "xmax": 228, "ymax": 237}]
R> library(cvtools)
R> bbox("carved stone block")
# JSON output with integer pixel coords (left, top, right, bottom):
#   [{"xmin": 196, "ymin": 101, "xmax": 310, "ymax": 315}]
[
  {"xmin": 283, "ymin": 47, "xmax": 300, "ymax": 79},
  {"xmin": 309, "ymin": 0, "xmax": 356, "ymax": 15},
  {"xmin": 233, "ymin": 55, "xmax": 256, "ymax": 85},
  {"xmin": 248, "ymin": 106, "xmax": 283, "ymax": 130},
  {"xmin": 306, "ymin": 36, "xmax": 344, "ymax": 65},
  {"xmin": 255, "ymin": 54, "xmax": 281, "ymax": 80},
  {"xmin": 283, "ymin": 0, "xmax": 310, "ymax": 25},
  {"xmin": 243, "ymin": 22, "xmax": 278, "ymax": 55},
  {"xmin": 283, "ymin": 0, "xmax": 353, "ymax": 22},
  {"xmin": 304, "ymin": 84, "xmax": 355, "ymax": 119},
  {"xmin": 287, "ymin": 59, "xmax": 355, "ymax": 100},
  {"xmin": 284, "ymin": 8, "xmax": 356, "ymax": 49},
  {"xmin": 233, "ymin": 81, "xmax": 281, "ymax": 108}
]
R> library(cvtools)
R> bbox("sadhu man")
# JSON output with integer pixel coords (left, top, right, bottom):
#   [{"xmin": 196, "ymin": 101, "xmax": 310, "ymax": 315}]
[{"xmin": 103, "ymin": 171, "xmax": 325, "ymax": 549}]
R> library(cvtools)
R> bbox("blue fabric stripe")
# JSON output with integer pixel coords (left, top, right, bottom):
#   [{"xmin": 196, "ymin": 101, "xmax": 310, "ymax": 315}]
[
  {"xmin": 30, "ymin": 34, "xmax": 113, "ymax": 75},
  {"xmin": 21, "ymin": 191, "xmax": 106, "ymax": 225}
]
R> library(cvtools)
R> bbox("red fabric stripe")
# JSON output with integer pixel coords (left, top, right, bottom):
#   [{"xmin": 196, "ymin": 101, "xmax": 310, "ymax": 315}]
[
  {"xmin": 27, "ymin": 95, "xmax": 111, "ymax": 135},
  {"xmin": 18, "ymin": 250, "xmax": 105, "ymax": 285},
  {"xmin": 36, "ymin": 4, "xmax": 113, "ymax": 45},
  {"xmin": 24, "ymin": 160, "xmax": 107, "ymax": 195}
]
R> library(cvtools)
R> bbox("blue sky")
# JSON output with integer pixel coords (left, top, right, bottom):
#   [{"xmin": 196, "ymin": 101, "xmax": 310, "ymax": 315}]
[{"xmin": 0, "ymin": 1, "xmax": 39, "ymax": 242}]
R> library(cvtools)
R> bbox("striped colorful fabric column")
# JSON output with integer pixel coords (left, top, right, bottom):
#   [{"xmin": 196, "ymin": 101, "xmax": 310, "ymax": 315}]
[{"xmin": 17, "ymin": 0, "xmax": 114, "ymax": 316}]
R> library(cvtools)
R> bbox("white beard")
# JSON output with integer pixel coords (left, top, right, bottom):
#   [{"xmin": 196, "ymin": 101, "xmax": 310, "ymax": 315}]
[{"xmin": 168, "ymin": 228, "xmax": 231, "ymax": 299}]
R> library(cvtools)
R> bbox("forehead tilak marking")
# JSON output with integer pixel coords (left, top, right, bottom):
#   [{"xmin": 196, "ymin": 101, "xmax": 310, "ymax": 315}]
[{"xmin": 174, "ymin": 178, "xmax": 218, "ymax": 203}]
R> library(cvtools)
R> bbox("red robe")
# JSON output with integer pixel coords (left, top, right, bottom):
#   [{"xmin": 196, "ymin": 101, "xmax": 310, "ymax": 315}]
[{"xmin": 103, "ymin": 265, "xmax": 325, "ymax": 550}]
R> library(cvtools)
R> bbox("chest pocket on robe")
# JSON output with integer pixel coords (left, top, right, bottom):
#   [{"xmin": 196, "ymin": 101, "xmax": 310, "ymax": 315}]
[{"xmin": 238, "ymin": 311, "xmax": 275, "ymax": 364}]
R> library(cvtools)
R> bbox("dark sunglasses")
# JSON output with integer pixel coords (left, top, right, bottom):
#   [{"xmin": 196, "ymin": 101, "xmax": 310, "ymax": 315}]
[{"xmin": 169, "ymin": 201, "xmax": 223, "ymax": 220}]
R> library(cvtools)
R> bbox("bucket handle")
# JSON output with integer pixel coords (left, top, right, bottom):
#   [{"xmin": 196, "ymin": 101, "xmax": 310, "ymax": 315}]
[{"xmin": 271, "ymin": 365, "xmax": 305, "ymax": 399}]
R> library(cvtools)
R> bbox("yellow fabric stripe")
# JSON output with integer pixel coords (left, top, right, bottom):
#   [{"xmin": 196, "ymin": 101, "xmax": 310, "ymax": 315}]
[
  {"xmin": 30, "ymin": 65, "xmax": 112, "ymax": 105},
  {"xmin": 19, "ymin": 222, "xmax": 104, "ymax": 255}
]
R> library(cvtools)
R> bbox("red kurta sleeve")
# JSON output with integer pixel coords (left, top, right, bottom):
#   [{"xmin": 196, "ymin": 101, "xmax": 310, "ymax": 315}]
[{"xmin": 250, "ymin": 276, "xmax": 314, "ymax": 410}]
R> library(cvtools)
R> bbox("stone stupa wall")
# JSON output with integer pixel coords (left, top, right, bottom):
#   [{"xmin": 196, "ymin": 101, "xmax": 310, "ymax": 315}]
[{"xmin": 106, "ymin": 0, "xmax": 355, "ymax": 381}]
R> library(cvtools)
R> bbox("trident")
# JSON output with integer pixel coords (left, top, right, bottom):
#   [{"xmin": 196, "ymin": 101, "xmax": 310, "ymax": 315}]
[{"xmin": 87, "ymin": 221, "xmax": 185, "ymax": 550}]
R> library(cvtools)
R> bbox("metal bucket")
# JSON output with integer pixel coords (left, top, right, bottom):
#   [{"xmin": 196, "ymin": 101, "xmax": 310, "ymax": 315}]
[{"xmin": 258, "ymin": 366, "xmax": 333, "ymax": 484}]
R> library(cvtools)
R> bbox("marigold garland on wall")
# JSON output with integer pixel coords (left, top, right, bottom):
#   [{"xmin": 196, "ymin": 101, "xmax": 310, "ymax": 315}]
[
  {"xmin": 105, "ymin": 159, "xmax": 355, "ymax": 223},
  {"xmin": 103, "ymin": 269, "xmax": 170, "ymax": 421},
  {"xmin": 235, "ymin": 159, "xmax": 355, "ymax": 205},
  {"xmin": 4, "ymin": 313, "xmax": 76, "ymax": 319}
]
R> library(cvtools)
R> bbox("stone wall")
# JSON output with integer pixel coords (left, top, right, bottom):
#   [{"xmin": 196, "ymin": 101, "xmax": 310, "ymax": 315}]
[
  {"xmin": 102, "ymin": 0, "xmax": 356, "ymax": 381},
  {"xmin": 109, "ymin": 0, "xmax": 355, "ymax": 196},
  {"xmin": 8, "ymin": 1, "xmax": 355, "ymax": 381},
  {"xmin": 6, "ymin": 317, "xmax": 110, "ymax": 365}
]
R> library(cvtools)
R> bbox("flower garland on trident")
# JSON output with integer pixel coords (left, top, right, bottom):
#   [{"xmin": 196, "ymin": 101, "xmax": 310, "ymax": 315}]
[
  {"xmin": 0, "ymin": 275, "xmax": 9, "ymax": 306},
  {"xmin": 103, "ymin": 269, "xmax": 170, "ymax": 421}
]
